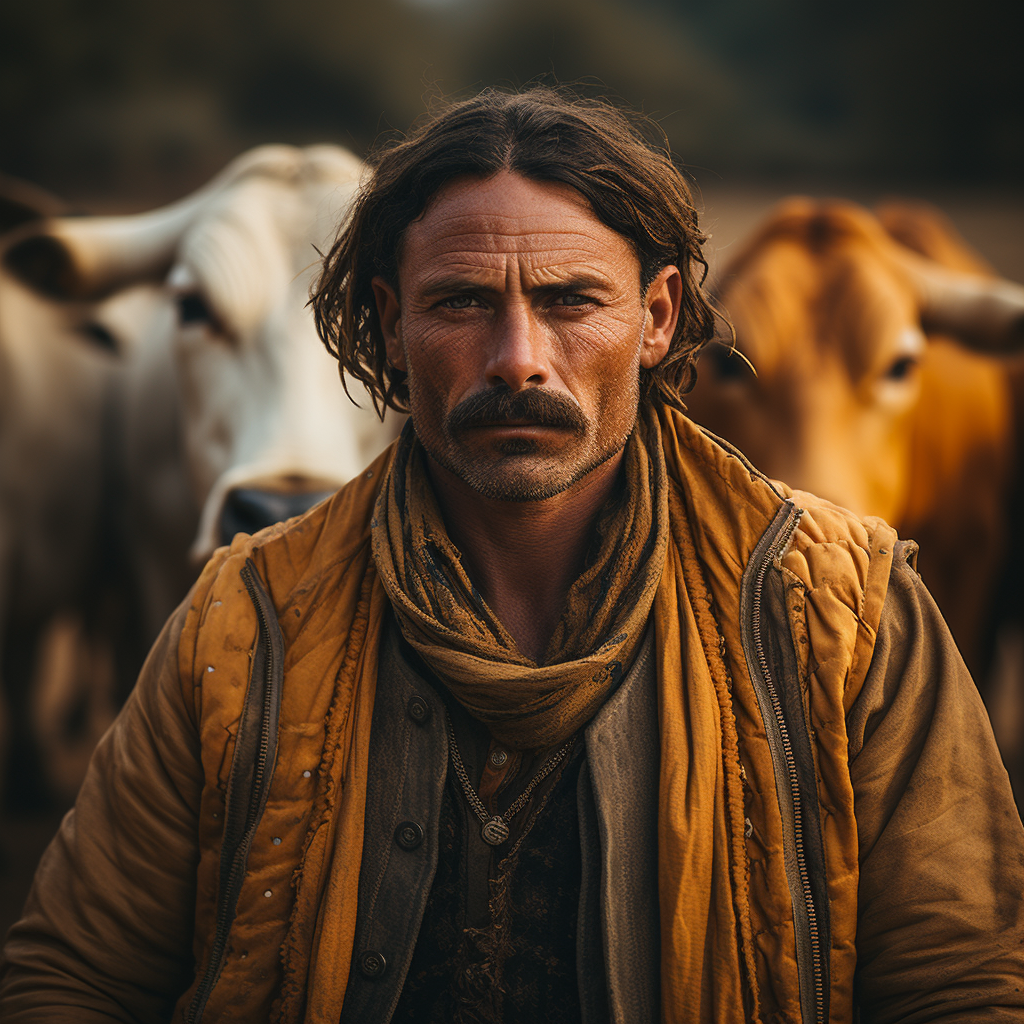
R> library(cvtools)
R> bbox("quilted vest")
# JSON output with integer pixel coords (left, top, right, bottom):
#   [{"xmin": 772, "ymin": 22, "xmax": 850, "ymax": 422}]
[{"xmin": 172, "ymin": 408, "xmax": 896, "ymax": 1024}]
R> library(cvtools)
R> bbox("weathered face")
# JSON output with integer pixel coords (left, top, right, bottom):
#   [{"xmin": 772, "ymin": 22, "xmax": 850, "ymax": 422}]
[{"xmin": 373, "ymin": 171, "xmax": 677, "ymax": 500}]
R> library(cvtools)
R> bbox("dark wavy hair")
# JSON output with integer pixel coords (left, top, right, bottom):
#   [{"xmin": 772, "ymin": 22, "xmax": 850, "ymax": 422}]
[{"xmin": 311, "ymin": 85, "xmax": 717, "ymax": 416}]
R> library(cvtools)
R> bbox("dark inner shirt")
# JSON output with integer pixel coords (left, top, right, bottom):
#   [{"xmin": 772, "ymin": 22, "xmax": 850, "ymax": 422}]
[{"xmin": 390, "ymin": 631, "xmax": 586, "ymax": 1024}]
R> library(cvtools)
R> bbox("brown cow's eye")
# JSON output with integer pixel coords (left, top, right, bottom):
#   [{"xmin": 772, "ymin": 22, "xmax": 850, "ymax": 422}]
[
  {"xmin": 884, "ymin": 356, "xmax": 918, "ymax": 381},
  {"xmin": 177, "ymin": 291, "xmax": 216, "ymax": 327}
]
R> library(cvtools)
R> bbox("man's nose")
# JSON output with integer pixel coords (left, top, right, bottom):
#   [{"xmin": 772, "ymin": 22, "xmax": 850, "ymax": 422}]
[{"xmin": 484, "ymin": 304, "xmax": 551, "ymax": 391}]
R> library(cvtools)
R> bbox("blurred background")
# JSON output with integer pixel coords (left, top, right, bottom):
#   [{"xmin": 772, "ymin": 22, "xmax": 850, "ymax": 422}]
[
  {"xmin": 2, "ymin": 0, "xmax": 1023, "ymax": 271},
  {"xmin": 1, "ymin": 0, "xmax": 1023, "ymax": 935}
]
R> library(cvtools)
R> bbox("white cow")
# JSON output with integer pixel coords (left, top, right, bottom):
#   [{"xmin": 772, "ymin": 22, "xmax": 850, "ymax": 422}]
[{"xmin": 5, "ymin": 146, "xmax": 401, "ymax": 667}]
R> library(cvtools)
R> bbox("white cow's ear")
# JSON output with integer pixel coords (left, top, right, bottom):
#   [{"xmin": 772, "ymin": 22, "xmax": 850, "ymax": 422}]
[
  {"xmin": 0, "ymin": 173, "xmax": 67, "ymax": 233},
  {"xmin": 3, "ymin": 183, "xmax": 211, "ymax": 300},
  {"xmin": 3, "ymin": 231, "xmax": 82, "ymax": 299}
]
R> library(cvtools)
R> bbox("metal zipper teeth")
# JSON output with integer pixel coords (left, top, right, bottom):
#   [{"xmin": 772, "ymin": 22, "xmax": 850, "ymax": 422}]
[
  {"xmin": 245, "ymin": 566, "xmax": 275, "ymax": 827},
  {"xmin": 751, "ymin": 508, "xmax": 825, "ymax": 1024},
  {"xmin": 185, "ymin": 565, "xmax": 273, "ymax": 1024}
]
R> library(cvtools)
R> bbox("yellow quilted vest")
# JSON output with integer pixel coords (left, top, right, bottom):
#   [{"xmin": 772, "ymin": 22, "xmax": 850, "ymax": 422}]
[{"xmin": 173, "ymin": 408, "xmax": 896, "ymax": 1024}]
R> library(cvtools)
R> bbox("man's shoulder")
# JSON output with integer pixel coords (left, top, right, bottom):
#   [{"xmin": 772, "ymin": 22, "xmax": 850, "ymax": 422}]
[
  {"xmin": 661, "ymin": 406, "xmax": 900, "ymax": 674},
  {"xmin": 663, "ymin": 404, "xmax": 899, "ymax": 568},
  {"xmin": 785, "ymin": 488, "xmax": 899, "ymax": 569}
]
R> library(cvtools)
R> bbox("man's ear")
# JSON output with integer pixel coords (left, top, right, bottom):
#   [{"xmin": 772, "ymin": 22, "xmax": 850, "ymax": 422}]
[
  {"xmin": 371, "ymin": 276, "xmax": 405, "ymax": 371},
  {"xmin": 640, "ymin": 265, "xmax": 682, "ymax": 369}
]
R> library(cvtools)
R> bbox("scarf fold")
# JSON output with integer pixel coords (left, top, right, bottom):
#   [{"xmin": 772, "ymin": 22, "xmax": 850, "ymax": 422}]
[
  {"xmin": 287, "ymin": 403, "xmax": 780, "ymax": 1023},
  {"xmin": 371, "ymin": 408, "xmax": 669, "ymax": 750},
  {"xmin": 654, "ymin": 484, "xmax": 753, "ymax": 1023}
]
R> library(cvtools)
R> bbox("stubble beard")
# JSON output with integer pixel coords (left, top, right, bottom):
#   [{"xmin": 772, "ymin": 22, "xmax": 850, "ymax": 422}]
[
  {"xmin": 408, "ymin": 377, "xmax": 640, "ymax": 501},
  {"xmin": 422, "ymin": 428, "xmax": 632, "ymax": 502}
]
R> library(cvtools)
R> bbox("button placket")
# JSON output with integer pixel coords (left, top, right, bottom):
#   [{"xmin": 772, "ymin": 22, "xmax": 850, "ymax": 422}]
[
  {"xmin": 359, "ymin": 950, "xmax": 387, "ymax": 978},
  {"xmin": 407, "ymin": 694, "xmax": 431, "ymax": 724},
  {"xmin": 339, "ymin": 641, "xmax": 448, "ymax": 1024},
  {"xmin": 395, "ymin": 820, "xmax": 424, "ymax": 850}
]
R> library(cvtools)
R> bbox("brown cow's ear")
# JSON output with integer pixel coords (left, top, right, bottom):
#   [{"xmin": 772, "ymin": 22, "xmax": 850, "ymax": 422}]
[
  {"xmin": 0, "ymin": 174, "xmax": 67, "ymax": 234},
  {"xmin": 876, "ymin": 200, "xmax": 995, "ymax": 276}
]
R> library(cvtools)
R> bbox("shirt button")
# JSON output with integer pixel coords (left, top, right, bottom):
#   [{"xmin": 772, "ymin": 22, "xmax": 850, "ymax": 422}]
[
  {"xmin": 359, "ymin": 950, "xmax": 387, "ymax": 978},
  {"xmin": 407, "ymin": 695, "xmax": 431, "ymax": 724},
  {"xmin": 395, "ymin": 821, "xmax": 424, "ymax": 850},
  {"xmin": 489, "ymin": 748, "xmax": 509, "ymax": 767}
]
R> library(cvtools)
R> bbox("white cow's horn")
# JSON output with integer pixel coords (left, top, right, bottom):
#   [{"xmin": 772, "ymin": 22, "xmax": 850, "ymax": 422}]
[
  {"xmin": 1, "ymin": 145, "xmax": 308, "ymax": 301},
  {"xmin": 2, "ymin": 199, "xmax": 204, "ymax": 301}
]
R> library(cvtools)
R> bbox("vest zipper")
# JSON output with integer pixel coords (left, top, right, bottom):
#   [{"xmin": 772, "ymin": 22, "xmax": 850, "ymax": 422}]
[
  {"xmin": 748, "ymin": 504, "xmax": 825, "ymax": 1024},
  {"xmin": 185, "ymin": 559, "xmax": 281, "ymax": 1024}
]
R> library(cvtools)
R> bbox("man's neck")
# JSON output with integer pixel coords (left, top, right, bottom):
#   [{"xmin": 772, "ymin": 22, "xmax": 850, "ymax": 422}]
[{"xmin": 426, "ymin": 453, "xmax": 625, "ymax": 663}]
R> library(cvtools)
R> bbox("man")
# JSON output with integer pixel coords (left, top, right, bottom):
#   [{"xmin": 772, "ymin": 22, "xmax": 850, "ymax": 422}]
[{"xmin": 2, "ymin": 87, "xmax": 1022, "ymax": 1024}]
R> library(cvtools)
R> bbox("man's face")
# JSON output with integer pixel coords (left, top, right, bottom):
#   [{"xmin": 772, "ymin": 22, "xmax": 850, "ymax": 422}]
[{"xmin": 372, "ymin": 171, "xmax": 678, "ymax": 500}]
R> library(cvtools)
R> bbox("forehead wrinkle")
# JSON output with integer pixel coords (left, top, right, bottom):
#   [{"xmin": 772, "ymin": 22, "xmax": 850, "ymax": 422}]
[
  {"xmin": 403, "ymin": 175, "xmax": 638, "ymax": 294},
  {"xmin": 416, "ymin": 191, "xmax": 595, "ymax": 233},
  {"xmin": 417, "ymin": 252, "xmax": 625, "ymax": 298},
  {"xmin": 416, "ymin": 223, "xmax": 616, "ymax": 260},
  {"xmin": 414, "ymin": 234, "xmax": 628, "ymax": 284}
]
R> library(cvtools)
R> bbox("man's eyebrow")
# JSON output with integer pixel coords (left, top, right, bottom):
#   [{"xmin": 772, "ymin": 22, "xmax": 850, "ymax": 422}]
[
  {"xmin": 417, "ymin": 271, "xmax": 615, "ymax": 298},
  {"xmin": 418, "ymin": 274, "xmax": 494, "ymax": 298},
  {"xmin": 531, "ymin": 273, "xmax": 613, "ymax": 294}
]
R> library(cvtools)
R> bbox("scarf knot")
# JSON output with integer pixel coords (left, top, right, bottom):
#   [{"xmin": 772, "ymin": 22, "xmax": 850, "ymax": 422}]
[{"xmin": 371, "ymin": 411, "xmax": 669, "ymax": 749}]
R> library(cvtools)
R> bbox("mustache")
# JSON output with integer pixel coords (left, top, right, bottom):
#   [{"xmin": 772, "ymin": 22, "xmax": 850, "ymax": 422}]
[{"xmin": 446, "ymin": 386, "xmax": 588, "ymax": 434}]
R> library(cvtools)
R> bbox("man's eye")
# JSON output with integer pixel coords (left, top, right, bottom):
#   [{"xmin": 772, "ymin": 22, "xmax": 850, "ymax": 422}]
[
  {"xmin": 440, "ymin": 295, "xmax": 480, "ymax": 309},
  {"xmin": 556, "ymin": 294, "xmax": 592, "ymax": 307}
]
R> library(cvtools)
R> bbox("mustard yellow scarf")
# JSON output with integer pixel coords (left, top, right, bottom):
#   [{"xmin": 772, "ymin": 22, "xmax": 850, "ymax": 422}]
[
  {"xmin": 371, "ymin": 409, "xmax": 668, "ymax": 750},
  {"xmin": 278, "ymin": 406, "xmax": 777, "ymax": 1023}
]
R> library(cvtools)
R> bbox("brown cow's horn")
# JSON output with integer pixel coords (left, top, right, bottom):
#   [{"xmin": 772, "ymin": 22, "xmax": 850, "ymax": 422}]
[{"xmin": 900, "ymin": 252, "xmax": 1024, "ymax": 353}]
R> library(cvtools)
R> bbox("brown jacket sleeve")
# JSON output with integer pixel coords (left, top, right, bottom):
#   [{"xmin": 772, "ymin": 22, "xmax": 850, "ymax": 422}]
[
  {"xmin": 0, "ymin": 596, "xmax": 202, "ymax": 1022},
  {"xmin": 849, "ymin": 552, "xmax": 1024, "ymax": 1022}
]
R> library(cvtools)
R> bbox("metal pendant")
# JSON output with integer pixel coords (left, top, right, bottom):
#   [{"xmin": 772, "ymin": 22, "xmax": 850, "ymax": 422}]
[{"xmin": 481, "ymin": 816, "xmax": 510, "ymax": 846}]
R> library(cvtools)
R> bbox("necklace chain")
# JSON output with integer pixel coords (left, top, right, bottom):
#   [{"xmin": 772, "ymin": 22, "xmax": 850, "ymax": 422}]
[{"xmin": 444, "ymin": 710, "xmax": 575, "ymax": 846}]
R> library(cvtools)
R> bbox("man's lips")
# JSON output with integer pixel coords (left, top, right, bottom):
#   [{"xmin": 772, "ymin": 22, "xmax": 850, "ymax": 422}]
[{"xmin": 468, "ymin": 419, "xmax": 569, "ymax": 429}]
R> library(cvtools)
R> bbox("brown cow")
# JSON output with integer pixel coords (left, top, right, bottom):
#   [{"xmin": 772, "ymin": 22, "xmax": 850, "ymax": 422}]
[
  {"xmin": 685, "ymin": 197, "xmax": 1024, "ymax": 792},
  {"xmin": 874, "ymin": 200, "xmax": 1024, "ymax": 799}
]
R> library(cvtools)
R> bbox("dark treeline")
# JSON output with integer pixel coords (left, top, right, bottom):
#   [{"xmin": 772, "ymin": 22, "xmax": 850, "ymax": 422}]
[{"xmin": 0, "ymin": 0, "xmax": 1021, "ymax": 205}]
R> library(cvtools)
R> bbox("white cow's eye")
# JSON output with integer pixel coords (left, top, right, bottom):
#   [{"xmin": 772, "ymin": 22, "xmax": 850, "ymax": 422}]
[
  {"xmin": 79, "ymin": 321, "xmax": 119, "ymax": 353},
  {"xmin": 177, "ymin": 291, "xmax": 217, "ymax": 329}
]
